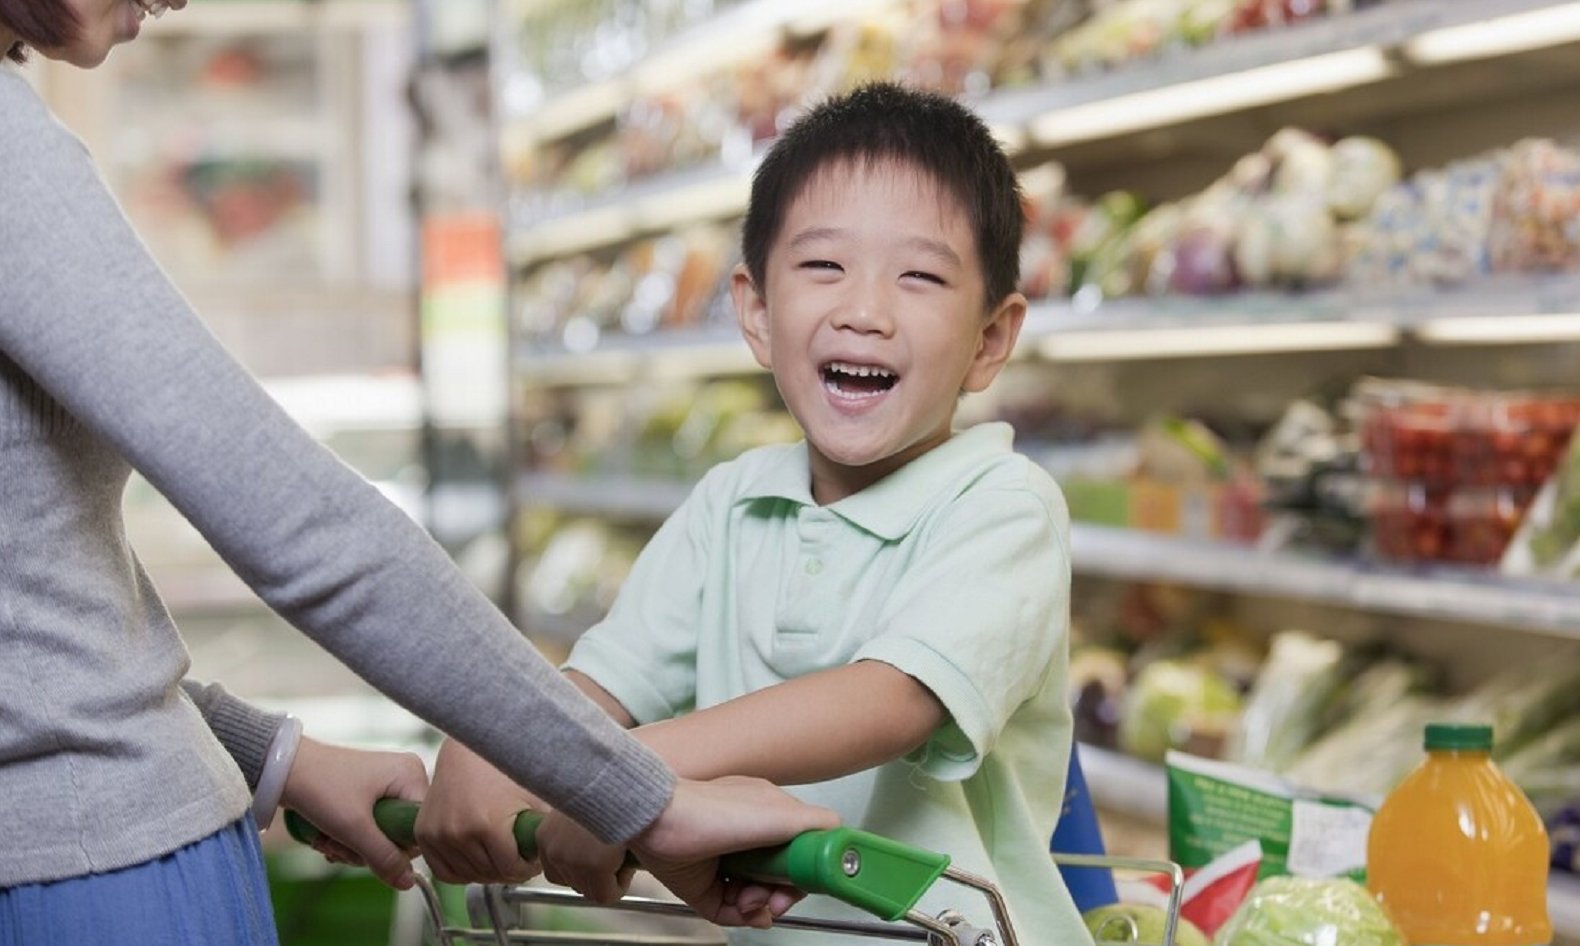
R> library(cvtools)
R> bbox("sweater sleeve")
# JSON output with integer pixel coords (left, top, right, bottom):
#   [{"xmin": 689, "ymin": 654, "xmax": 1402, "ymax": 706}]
[
  {"xmin": 180, "ymin": 679, "xmax": 286, "ymax": 790},
  {"xmin": 0, "ymin": 71, "xmax": 673, "ymax": 845}
]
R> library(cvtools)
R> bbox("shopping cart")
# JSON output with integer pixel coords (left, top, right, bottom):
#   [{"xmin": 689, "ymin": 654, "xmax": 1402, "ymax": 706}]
[{"xmin": 288, "ymin": 801, "xmax": 1183, "ymax": 946}]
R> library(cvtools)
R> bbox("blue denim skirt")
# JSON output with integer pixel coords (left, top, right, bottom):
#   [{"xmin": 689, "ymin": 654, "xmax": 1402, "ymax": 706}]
[{"xmin": 0, "ymin": 815, "xmax": 278, "ymax": 946}]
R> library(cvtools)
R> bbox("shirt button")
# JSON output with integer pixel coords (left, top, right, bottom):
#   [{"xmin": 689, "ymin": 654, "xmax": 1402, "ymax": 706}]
[{"xmin": 804, "ymin": 558, "xmax": 823, "ymax": 575}]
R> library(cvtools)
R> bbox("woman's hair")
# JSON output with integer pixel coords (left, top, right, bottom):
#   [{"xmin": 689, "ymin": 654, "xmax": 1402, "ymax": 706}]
[{"xmin": 0, "ymin": 0, "xmax": 80, "ymax": 63}]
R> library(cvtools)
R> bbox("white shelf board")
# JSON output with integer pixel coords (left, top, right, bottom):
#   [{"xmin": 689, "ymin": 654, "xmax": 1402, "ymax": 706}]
[
  {"xmin": 509, "ymin": 159, "xmax": 754, "ymax": 265},
  {"xmin": 516, "ymin": 276, "xmax": 1580, "ymax": 380},
  {"xmin": 516, "ymin": 472, "xmax": 694, "ymax": 521},
  {"xmin": 1069, "ymin": 524, "xmax": 1580, "ymax": 640},
  {"xmin": 973, "ymin": 0, "xmax": 1569, "ymax": 145},
  {"xmin": 517, "ymin": 324, "xmax": 760, "ymax": 386},
  {"xmin": 1024, "ymin": 297, "xmax": 1400, "ymax": 362},
  {"xmin": 1080, "ymin": 743, "xmax": 1580, "ymax": 937},
  {"xmin": 1079, "ymin": 743, "xmax": 1169, "ymax": 826}
]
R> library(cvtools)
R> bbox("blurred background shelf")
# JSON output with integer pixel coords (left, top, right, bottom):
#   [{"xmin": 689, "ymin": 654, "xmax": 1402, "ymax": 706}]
[
  {"xmin": 501, "ymin": 0, "xmax": 904, "ymax": 141},
  {"xmin": 1068, "ymin": 525, "xmax": 1580, "ymax": 641},
  {"xmin": 516, "ymin": 273, "xmax": 1580, "ymax": 384},
  {"xmin": 504, "ymin": 0, "xmax": 1580, "ymax": 263},
  {"xmin": 511, "ymin": 471, "xmax": 1580, "ymax": 639}
]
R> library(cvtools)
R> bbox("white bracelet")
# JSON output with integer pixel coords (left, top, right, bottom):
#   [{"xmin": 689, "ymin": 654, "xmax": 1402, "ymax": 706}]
[{"xmin": 251, "ymin": 714, "xmax": 303, "ymax": 831}]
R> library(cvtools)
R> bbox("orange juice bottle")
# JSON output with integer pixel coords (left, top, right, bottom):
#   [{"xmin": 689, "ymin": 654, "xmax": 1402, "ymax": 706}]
[{"xmin": 1368, "ymin": 723, "xmax": 1552, "ymax": 946}]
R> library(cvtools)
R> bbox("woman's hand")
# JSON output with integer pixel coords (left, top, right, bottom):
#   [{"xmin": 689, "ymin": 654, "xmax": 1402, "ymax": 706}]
[
  {"xmin": 631, "ymin": 776, "xmax": 840, "ymax": 928},
  {"xmin": 280, "ymin": 737, "xmax": 428, "ymax": 889},
  {"xmin": 414, "ymin": 738, "xmax": 541, "ymax": 884},
  {"xmin": 536, "ymin": 810, "xmax": 635, "ymax": 905}
]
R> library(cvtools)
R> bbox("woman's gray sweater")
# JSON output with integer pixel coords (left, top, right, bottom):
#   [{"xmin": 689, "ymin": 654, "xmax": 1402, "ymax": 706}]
[{"xmin": 0, "ymin": 66, "xmax": 672, "ymax": 887}]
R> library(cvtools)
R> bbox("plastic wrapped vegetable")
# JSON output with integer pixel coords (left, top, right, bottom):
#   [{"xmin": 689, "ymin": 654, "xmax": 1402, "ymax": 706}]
[
  {"xmin": 1214, "ymin": 877, "xmax": 1405, "ymax": 946},
  {"xmin": 1232, "ymin": 631, "xmax": 1345, "ymax": 772},
  {"xmin": 1119, "ymin": 658, "xmax": 1242, "ymax": 762}
]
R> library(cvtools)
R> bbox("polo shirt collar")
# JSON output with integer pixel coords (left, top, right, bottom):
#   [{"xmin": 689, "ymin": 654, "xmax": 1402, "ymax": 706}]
[{"xmin": 737, "ymin": 422, "xmax": 1015, "ymax": 540}]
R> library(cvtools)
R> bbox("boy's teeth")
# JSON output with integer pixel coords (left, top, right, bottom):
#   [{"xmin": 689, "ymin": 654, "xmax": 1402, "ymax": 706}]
[{"xmin": 827, "ymin": 361, "xmax": 895, "ymax": 379}]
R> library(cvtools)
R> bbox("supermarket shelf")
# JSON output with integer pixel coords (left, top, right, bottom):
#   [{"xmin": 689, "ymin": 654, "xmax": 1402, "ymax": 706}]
[
  {"xmin": 1080, "ymin": 743, "xmax": 1580, "ymax": 937},
  {"xmin": 511, "ymin": 300, "xmax": 1383, "ymax": 384},
  {"xmin": 1078, "ymin": 743, "xmax": 1169, "ymax": 827},
  {"xmin": 509, "ymin": 159, "xmax": 755, "ymax": 265},
  {"xmin": 515, "ymin": 275, "xmax": 1580, "ymax": 380},
  {"xmin": 1022, "ymin": 296, "xmax": 1400, "ymax": 362},
  {"xmin": 505, "ymin": 0, "xmax": 1580, "ymax": 256},
  {"xmin": 505, "ymin": 0, "xmax": 901, "ymax": 141},
  {"xmin": 1069, "ymin": 524, "xmax": 1580, "ymax": 641},
  {"xmin": 978, "ymin": 0, "xmax": 1574, "ymax": 147},
  {"xmin": 517, "ymin": 472, "xmax": 693, "ymax": 521},
  {"xmin": 517, "ymin": 324, "xmax": 757, "ymax": 386},
  {"xmin": 506, "ymin": 473, "xmax": 1580, "ymax": 637}
]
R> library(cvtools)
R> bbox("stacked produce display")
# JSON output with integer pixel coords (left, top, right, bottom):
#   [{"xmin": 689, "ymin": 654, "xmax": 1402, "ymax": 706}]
[{"xmin": 505, "ymin": 0, "xmax": 1381, "ymax": 206}]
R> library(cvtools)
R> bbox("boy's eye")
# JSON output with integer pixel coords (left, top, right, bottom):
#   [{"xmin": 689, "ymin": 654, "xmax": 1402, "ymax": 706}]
[
  {"xmin": 902, "ymin": 270, "xmax": 946, "ymax": 286},
  {"xmin": 799, "ymin": 260, "xmax": 843, "ymax": 273}
]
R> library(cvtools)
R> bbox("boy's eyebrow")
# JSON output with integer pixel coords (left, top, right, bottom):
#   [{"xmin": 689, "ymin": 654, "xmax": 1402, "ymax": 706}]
[{"xmin": 786, "ymin": 228, "xmax": 963, "ymax": 268}]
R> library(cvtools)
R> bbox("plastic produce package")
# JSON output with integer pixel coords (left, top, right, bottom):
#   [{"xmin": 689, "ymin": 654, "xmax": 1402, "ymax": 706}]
[
  {"xmin": 1165, "ymin": 754, "xmax": 1377, "ymax": 935},
  {"xmin": 1503, "ymin": 427, "xmax": 1580, "ymax": 579},
  {"xmin": 1214, "ymin": 877, "xmax": 1405, "ymax": 946}
]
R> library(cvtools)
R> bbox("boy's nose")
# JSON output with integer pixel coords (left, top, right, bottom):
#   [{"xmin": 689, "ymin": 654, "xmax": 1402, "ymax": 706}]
[{"xmin": 830, "ymin": 281, "xmax": 896, "ymax": 335}]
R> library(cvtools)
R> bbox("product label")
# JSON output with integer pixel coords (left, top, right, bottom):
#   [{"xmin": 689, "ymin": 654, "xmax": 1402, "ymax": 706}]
[
  {"xmin": 1287, "ymin": 799, "xmax": 1373, "ymax": 877},
  {"xmin": 1166, "ymin": 752, "xmax": 1374, "ymax": 882}
]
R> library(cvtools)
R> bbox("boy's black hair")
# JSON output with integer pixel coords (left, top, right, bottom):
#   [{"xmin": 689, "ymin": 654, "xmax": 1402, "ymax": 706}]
[{"xmin": 742, "ymin": 82, "xmax": 1023, "ymax": 310}]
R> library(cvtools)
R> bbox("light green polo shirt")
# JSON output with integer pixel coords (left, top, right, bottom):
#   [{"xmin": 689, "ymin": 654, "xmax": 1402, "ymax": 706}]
[{"xmin": 565, "ymin": 422, "xmax": 1089, "ymax": 946}]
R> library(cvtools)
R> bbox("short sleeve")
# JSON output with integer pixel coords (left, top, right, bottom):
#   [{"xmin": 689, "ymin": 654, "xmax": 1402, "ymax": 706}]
[
  {"xmin": 854, "ymin": 482, "xmax": 1069, "ymax": 781},
  {"xmin": 563, "ymin": 478, "xmax": 716, "ymax": 724}
]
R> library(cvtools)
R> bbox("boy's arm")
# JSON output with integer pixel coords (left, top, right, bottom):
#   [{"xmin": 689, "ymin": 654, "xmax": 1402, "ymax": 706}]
[
  {"xmin": 565, "ymin": 669, "xmax": 638, "ymax": 728},
  {"xmin": 631, "ymin": 661, "xmax": 945, "ymax": 784}
]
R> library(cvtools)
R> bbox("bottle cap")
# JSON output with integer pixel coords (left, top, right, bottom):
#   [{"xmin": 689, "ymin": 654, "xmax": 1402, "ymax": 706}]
[{"xmin": 1424, "ymin": 722, "xmax": 1493, "ymax": 752}]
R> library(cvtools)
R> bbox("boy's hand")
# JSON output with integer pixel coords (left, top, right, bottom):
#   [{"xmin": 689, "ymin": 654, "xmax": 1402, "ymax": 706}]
[
  {"xmin": 280, "ymin": 736, "xmax": 428, "ymax": 889},
  {"xmin": 414, "ymin": 738, "xmax": 541, "ymax": 884},
  {"xmin": 631, "ymin": 776, "xmax": 840, "ymax": 928},
  {"xmin": 536, "ymin": 810, "xmax": 636, "ymax": 905}
]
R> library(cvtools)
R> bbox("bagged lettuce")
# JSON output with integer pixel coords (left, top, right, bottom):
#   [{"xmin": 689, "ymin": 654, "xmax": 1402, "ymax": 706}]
[{"xmin": 1214, "ymin": 877, "xmax": 1404, "ymax": 946}]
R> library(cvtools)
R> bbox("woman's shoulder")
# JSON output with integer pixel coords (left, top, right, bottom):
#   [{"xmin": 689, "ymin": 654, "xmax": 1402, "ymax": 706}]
[{"xmin": 0, "ymin": 65, "xmax": 85, "ymax": 157}]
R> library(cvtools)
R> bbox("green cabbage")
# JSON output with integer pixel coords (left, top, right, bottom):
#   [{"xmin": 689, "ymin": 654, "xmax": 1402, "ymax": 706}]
[{"xmin": 1213, "ymin": 877, "xmax": 1403, "ymax": 946}]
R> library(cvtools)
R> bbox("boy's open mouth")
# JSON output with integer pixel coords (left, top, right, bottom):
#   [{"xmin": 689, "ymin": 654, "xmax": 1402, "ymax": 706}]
[{"xmin": 822, "ymin": 361, "xmax": 898, "ymax": 399}]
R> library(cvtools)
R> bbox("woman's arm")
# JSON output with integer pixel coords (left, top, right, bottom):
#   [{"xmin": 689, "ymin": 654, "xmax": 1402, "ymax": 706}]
[{"xmin": 0, "ymin": 71, "xmax": 671, "ymax": 844}]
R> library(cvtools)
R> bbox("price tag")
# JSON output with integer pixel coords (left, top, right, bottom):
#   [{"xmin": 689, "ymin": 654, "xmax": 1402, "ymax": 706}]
[{"xmin": 1287, "ymin": 799, "xmax": 1373, "ymax": 878}]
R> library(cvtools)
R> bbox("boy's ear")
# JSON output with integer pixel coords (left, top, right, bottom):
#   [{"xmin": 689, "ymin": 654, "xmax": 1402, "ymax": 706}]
[
  {"xmin": 962, "ymin": 292, "xmax": 1028, "ymax": 394},
  {"xmin": 731, "ymin": 263, "xmax": 773, "ymax": 370}
]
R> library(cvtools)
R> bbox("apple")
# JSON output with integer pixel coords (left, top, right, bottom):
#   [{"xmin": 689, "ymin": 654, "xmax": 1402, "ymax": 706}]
[{"xmin": 1083, "ymin": 903, "xmax": 1210, "ymax": 946}]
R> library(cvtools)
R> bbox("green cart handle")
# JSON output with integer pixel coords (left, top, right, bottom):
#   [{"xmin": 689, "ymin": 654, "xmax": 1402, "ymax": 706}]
[{"xmin": 285, "ymin": 800, "xmax": 948, "ymax": 923}]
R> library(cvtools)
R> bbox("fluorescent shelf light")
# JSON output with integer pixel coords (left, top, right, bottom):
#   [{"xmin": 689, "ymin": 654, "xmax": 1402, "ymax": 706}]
[
  {"xmin": 1415, "ymin": 313, "xmax": 1580, "ymax": 344},
  {"xmin": 1030, "ymin": 47, "xmax": 1394, "ymax": 146},
  {"xmin": 1038, "ymin": 320, "xmax": 1399, "ymax": 361},
  {"xmin": 1405, "ymin": 2, "xmax": 1580, "ymax": 64}
]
